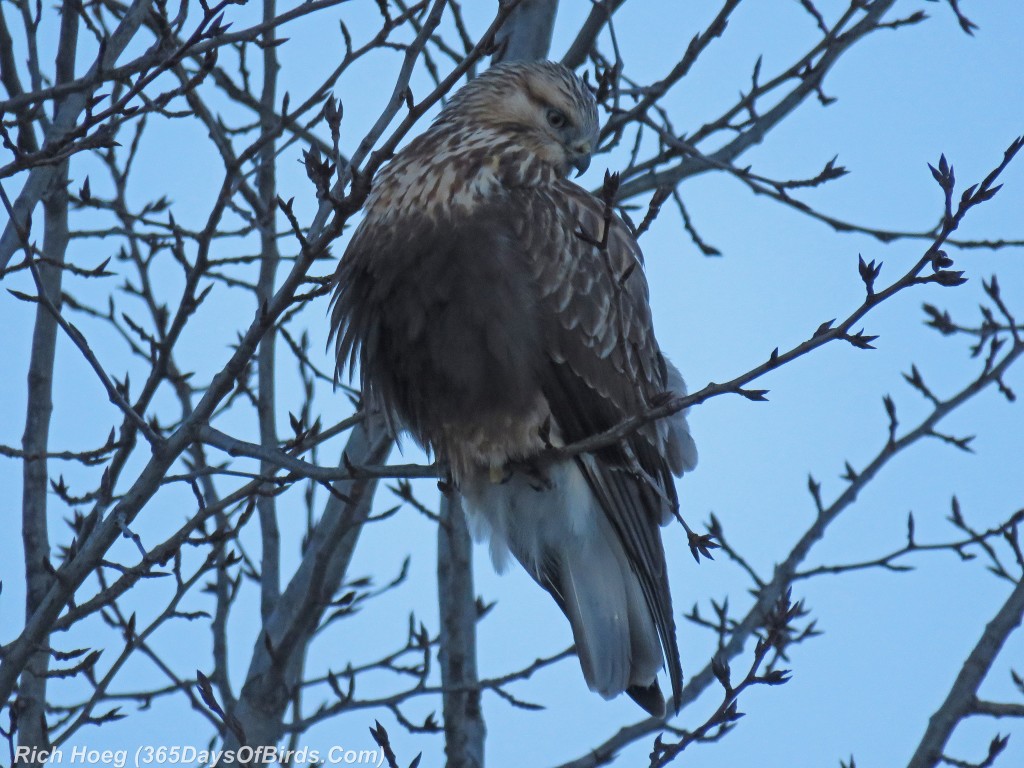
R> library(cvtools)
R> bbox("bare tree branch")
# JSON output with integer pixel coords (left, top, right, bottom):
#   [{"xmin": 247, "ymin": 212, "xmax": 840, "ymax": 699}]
[
  {"xmin": 438, "ymin": 494, "xmax": 484, "ymax": 768},
  {"xmin": 561, "ymin": 0, "xmax": 627, "ymax": 69},
  {"xmin": 0, "ymin": 0, "xmax": 156, "ymax": 271},
  {"xmin": 492, "ymin": 0, "xmax": 557, "ymax": 63},
  {"xmin": 256, "ymin": 0, "xmax": 283, "ymax": 624},
  {"xmin": 221, "ymin": 415, "xmax": 392, "ymax": 754},
  {"xmin": 907, "ymin": 577, "xmax": 1024, "ymax": 768}
]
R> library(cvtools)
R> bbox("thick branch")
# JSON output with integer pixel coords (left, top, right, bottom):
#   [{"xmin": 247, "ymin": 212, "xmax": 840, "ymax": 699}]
[
  {"xmin": 438, "ymin": 494, "xmax": 484, "ymax": 768},
  {"xmin": 561, "ymin": 0, "xmax": 627, "ymax": 69},
  {"xmin": 256, "ymin": 0, "xmax": 283, "ymax": 624},
  {"xmin": 906, "ymin": 577, "xmax": 1024, "ymax": 768},
  {"xmin": 492, "ymin": 0, "xmax": 557, "ymax": 63},
  {"xmin": 17, "ymin": 8, "xmax": 79, "ymax": 753}
]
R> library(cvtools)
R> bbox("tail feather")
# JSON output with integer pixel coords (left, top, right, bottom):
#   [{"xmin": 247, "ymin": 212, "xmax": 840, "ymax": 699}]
[
  {"xmin": 461, "ymin": 459, "xmax": 676, "ymax": 713},
  {"xmin": 561, "ymin": 543, "xmax": 630, "ymax": 698},
  {"xmin": 575, "ymin": 455, "xmax": 683, "ymax": 714},
  {"xmin": 627, "ymin": 682, "xmax": 667, "ymax": 718}
]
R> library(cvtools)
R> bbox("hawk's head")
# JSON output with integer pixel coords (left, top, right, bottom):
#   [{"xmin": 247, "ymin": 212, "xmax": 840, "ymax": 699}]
[{"xmin": 440, "ymin": 61, "xmax": 600, "ymax": 178}]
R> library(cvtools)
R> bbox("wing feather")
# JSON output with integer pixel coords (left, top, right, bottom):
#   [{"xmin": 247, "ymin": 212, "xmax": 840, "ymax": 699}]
[{"xmin": 509, "ymin": 179, "xmax": 687, "ymax": 709}]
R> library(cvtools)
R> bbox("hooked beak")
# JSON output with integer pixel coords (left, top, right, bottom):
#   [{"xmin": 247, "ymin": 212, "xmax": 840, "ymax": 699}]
[{"xmin": 570, "ymin": 141, "xmax": 593, "ymax": 177}]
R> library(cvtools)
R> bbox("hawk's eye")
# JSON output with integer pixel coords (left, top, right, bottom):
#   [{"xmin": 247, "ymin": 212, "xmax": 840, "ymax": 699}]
[{"xmin": 546, "ymin": 109, "xmax": 568, "ymax": 129}]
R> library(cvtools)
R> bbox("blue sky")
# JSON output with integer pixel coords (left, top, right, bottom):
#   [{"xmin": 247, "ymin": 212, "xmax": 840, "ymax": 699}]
[{"xmin": 2, "ymin": 1, "xmax": 1024, "ymax": 766}]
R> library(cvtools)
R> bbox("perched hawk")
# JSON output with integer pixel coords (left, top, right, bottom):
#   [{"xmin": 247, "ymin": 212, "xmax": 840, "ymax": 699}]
[{"xmin": 330, "ymin": 61, "xmax": 696, "ymax": 716}]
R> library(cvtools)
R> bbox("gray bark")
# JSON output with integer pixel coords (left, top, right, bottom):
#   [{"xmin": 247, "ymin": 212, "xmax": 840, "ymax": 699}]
[
  {"xmin": 17, "ymin": 170, "xmax": 67, "ymax": 762},
  {"xmin": 492, "ymin": 0, "xmax": 558, "ymax": 64},
  {"xmin": 256, "ymin": 0, "xmax": 282, "ymax": 623},
  {"xmin": 16, "ymin": 2, "xmax": 78, "ymax": 757},
  {"xmin": 906, "ymin": 577, "xmax": 1024, "ymax": 768},
  {"xmin": 438, "ymin": 494, "xmax": 484, "ymax": 768},
  {"xmin": 561, "ymin": 0, "xmax": 626, "ymax": 69}
]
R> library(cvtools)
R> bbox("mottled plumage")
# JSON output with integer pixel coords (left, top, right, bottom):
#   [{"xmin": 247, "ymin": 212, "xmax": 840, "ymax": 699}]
[{"xmin": 330, "ymin": 61, "xmax": 696, "ymax": 716}]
